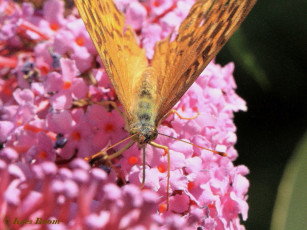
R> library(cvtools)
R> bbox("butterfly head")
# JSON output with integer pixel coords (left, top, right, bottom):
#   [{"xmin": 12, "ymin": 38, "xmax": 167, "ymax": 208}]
[{"xmin": 130, "ymin": 126, "xmax": 158, "ymax": 145}]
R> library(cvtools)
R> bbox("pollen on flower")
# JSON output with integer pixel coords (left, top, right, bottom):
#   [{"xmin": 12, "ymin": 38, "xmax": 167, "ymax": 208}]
[
  {"xmin": 157, "ymin": 164, "xmax": 166, "ymax": 173},
  {"xmin": 71, "ymin": 131, "xmax": 81, "ymax": 141},
  {"xmin": 16, "ymin": 118, "xmax": 23, "ymax": 126},
  {"xmin": 128, "ymin": 156, "xmax": 139, "ymax": 165},
  {"xmin": 50, "ymin": 23, "xmax": 59, "ymax": 31},
  {"xmin": 104, "ymin": 123, "xmax": 115, "ymax": 132},
  {"xmin": 159, "ymin": 203, "xmax": 168, "ymax": 213},
  {"xmin": 63, "ymin": 81, "xmax": 72, "ymax": 89},
  {"xmin": 75, "ymin": 37, "xmax": 85, "ymax": 46}
]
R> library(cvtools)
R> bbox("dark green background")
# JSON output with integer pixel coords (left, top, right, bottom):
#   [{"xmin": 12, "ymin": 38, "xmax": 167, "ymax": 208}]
[{"xmin": 217, "ymin": 0, "xmax": 307, "ymax": 229}]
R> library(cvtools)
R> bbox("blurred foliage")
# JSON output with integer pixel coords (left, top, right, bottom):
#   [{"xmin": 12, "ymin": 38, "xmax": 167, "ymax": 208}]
[
  {"xmin": 228, "ymin": 29, "xmax": 269, "ymax": 90},
  {"xmin": 270, "ymin": 130, "xmax": 307, "ymax": 230},
  {"xmin": 216, "ymin": 0, "xmax": 307, "ymax": 229}
]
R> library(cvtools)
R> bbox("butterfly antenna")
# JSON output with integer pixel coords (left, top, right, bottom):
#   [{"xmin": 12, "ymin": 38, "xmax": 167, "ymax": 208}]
[
  {"xmin": 157, "ymin": 132, "xmax": 227, "ymax": 157},
  {"xmin": 84, "ymin": 133, "xmax": 137, "ymax": 161}
]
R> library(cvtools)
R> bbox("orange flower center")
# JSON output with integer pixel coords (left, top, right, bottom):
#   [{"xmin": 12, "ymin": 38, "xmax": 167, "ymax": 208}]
[
  {"xmin": 39, "ymin": 151, "xmax": 48, "ymax": 159},
  {"xmin": 192, "ymin": 106, "xmax": 199, "ymax": 112},
  {"xmin": 63, "ymin": 81, "xmax": 71, "ymax": 89},
  {"xmin": 128, "ymin": 156, "xmax": 139, "ymax": 165},
  {"xmin": 40, "ymin": 65, "xmax": 49, "ymax": 75},
  {"xmin": 158, "ymin": 203, "xmax": 167, "ymax": 213},
  {"xmin": 75, "ymin": 37, "xmax": 85, "ymax": 46},
  {"xmin": 188, "ymin": 181, "xmax": 194, "ymax": 190},
  {"xmin": 157, "ymin": 164, "xmax": 166, "ymax": 173},
  {"xmin": 71, "ymin": 131, "xmax": 81, "ymax": 141},
  {"xmin": 50, "ymin": 23, "xmax": 59, "ymax": 31},
  {"xmin": 104, "ymin": 123, "xmax": 115, "ymax": 132},
  {"xmin": 153, "ymin": 1, "xmax": 161, "ymax": 7}
]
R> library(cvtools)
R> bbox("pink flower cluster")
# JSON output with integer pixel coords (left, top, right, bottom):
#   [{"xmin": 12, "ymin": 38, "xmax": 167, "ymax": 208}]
[{"xmin": 0, "ymin": 0, "xmax": 249, "ymax": 229}]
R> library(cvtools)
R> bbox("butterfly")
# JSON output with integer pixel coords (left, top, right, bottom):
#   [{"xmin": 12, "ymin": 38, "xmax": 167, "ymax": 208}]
[{"xmin": 74, "ymin": 0, "xmax": 256, "ymax": 207}]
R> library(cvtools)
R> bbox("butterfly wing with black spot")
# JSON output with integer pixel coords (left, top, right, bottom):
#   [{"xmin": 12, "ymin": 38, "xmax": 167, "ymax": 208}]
[
  {"xmin": 74, "ymin": 0, "xmax": 148, "ymax": 122},
  {"xmin": 151, "ymin": 0, "xmax": 257, "ymax": 123}
]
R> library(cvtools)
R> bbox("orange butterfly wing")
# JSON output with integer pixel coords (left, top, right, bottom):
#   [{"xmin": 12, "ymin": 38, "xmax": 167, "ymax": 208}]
[
  {"xmin": 151, "ymin": 0, "xmax": 257, "ymax": 123},
  {"xmin": 74, "ymin": 0, "xmax": 148, "ymax": 122}
]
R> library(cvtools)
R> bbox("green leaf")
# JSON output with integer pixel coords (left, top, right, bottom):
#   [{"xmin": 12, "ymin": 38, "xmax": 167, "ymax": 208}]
[
  {"xmin": 228, "ymin": 28, "xmax": 269, "ymax": 90},
  {"xmin": 270, "ymin": 131, "xmax": 307, "ymax": 230}
]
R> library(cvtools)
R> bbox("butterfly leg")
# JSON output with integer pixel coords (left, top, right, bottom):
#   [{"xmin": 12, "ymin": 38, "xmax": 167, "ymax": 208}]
[
  {"xmin": 95, "ymin": 100, "xmax": 124, "ymax": 118},
  {"xmin": 149, "ymin": 141, "xmax": 170, "ymax": 211},
  {"xmin": 85, "ymin": 140, "xmax": 134, "ymax": 163},
  {"xmin": 87, "ymin": 150, "xmax": 126, "ymax": 184},
  {"xmin": 137, "ymin": 146, "xmax": 145, "ymax": 190},
  {"xmin": 162, "ymin": 109, "xmax": 200, "ymax": 121},
  {"xmin": 73, "ymin": 98, "xmax": 124, "ymax": 118},
  {"xmin": 72, "ymin": 97, "xmax": 93, "ymax": 107},
  {"xmin": 172, "ymin": 109, "xmax": 200, "ymax": 119},
  {"xmin": 85, "ymin": 140, "xmax": 135, "ymax": 184}
]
